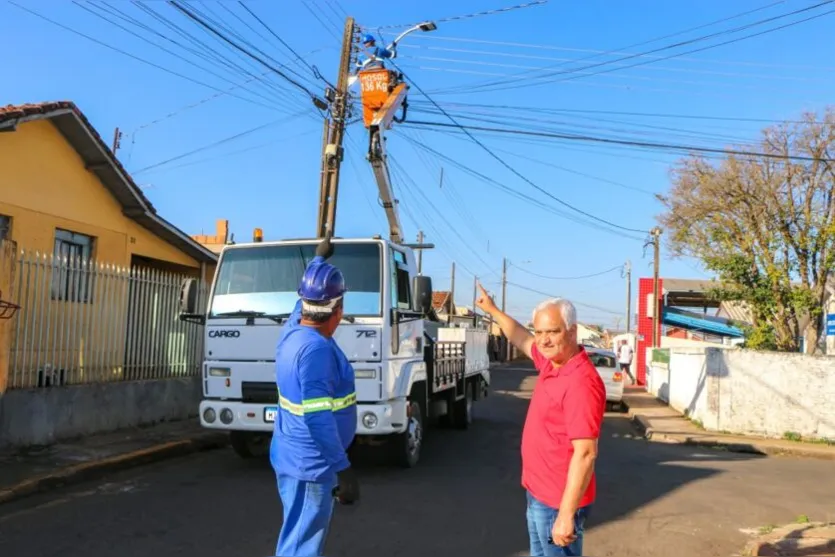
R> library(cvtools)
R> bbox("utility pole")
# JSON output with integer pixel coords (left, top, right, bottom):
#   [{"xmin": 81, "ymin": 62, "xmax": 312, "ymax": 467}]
[
  {"xmin": 624, "ymin": 259, "xmax": 632, "ymax": 333},
  {"xmin": 472, "ymin": 275, "xmax": 478, "ymax": 328},
  {"xmin": 111, "ymin": 127, "xmax": 122, "ymax": 155},
  {"xmin": 417, "ymin": 230, "xmax": 424, "ymax": 274},
  {"xmin": 501, "ymin": 257, "xmax": 509, "ymax": 360},
  {"xmin": 315, "ymin": 17, "xmax": 357, "ymax": 239},
  {"xmin": 448, "ymin": 261, "xmax": 455, "ymax": 326},
  {"xmin": 650, "ymin": 227, "xmax": 663, "ymax": 346}
]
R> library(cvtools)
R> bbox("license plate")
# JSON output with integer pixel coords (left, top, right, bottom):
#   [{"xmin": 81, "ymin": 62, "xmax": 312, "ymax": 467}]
[{"xmin": 264, "ymin": 407, "xmax": 277, "ymax": 422}]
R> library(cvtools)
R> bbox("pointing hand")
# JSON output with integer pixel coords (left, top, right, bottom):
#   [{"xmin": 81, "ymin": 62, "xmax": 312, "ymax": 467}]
[{"xmin": 475, "ymin": 282, "xmax": 498, "ymax": 315}]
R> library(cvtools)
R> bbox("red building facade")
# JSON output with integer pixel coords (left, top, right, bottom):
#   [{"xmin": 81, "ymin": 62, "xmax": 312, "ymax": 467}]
[{"xmin": 636, "ymin": 277, "xmax": 663, "ymax": 385}]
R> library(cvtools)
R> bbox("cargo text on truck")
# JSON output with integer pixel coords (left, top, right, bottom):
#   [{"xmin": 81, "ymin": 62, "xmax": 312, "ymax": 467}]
[{"xmin": 176, "ymin": 15, "xmax": 491, "ymax": 468}]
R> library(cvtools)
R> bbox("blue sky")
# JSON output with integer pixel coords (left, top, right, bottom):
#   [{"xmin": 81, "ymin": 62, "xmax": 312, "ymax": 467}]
[{"xmin": 4, "ymin": 0, "xmax": 835, "ymax": 328}]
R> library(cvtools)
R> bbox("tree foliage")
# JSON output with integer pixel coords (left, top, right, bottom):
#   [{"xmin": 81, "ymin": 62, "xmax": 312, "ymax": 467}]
[{"xmin": 656, "ymin": 107, "xmax": 835, "ymax": 353}]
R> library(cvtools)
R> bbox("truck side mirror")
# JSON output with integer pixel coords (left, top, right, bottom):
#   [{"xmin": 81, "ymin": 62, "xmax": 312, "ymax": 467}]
[
  {"xmin": 412, "ymin": 275, "xmax": 432, "ymax": 315},
  {"xmin": 179, "ymin": 278, "xmax": 198, "ymax": 314}
]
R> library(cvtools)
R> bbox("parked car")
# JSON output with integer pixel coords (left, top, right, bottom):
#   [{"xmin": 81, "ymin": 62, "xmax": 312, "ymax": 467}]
[{"xmin": 584, "ymin": 347, "xmax": 625, "ymax": 410}]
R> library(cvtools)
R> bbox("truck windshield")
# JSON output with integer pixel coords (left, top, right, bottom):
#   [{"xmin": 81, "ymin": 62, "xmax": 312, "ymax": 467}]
[{"xmin": 209, "ymin": 243, "xmax": 382, "ymax": 318}]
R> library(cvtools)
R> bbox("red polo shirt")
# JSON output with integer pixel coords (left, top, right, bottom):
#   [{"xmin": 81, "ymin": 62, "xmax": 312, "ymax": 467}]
[{"xmin": 521, "ymin": 344, "xmax": 606, "ymax": 510}]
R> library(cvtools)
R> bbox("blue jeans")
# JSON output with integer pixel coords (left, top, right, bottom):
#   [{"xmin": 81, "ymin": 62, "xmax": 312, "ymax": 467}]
[
  {"xmin": 525, "ymin": 491, "xmax": 592, "ymax": 556},
  {"xmin": 275, "ymin": 473, "xmax": 337, "ymax": 557}
]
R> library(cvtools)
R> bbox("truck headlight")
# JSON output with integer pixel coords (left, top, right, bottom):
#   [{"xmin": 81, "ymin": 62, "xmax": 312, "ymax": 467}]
[
  {"xmin": 203, "ymin": 407, "xmax": 216, "ymax": 423},
  {"xmin": 355, "ymin": 369, "xmax": 376, "ymax": 379},
  {"xmin": 209, "ymin": 367, "xmax": 231, "ymax": 377},
  {"xmin": 362, "ymin": 412, "xmax": 378, "ymax": 429},
  {"xmin": 220, "ymin": 408, "xmax": 234, "ymax": 424}
]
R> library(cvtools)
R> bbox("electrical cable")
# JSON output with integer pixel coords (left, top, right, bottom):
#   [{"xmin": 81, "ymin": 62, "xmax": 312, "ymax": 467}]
[
  {"xmin": 426, "ymin": 1, "xmax": 835, "ymax": 95},
  {"xmin": 402, "ymin": 119, "xmax": 835, "ymax": 163},
  {"xmin": 395, "ymin": 130, "xmax": 647, "ymax": 241},
  {"xmin": 510, "ymin": 263, "xmax": 623, "ymax": 280},
  {"xmin": 169, "ymin": 0, "xmax": 324, "ymax": 103},
  {"xmin": 368, "ymin": 0, "xmax": 548, "ymax": 30},
  {"xmin": 386, "ymin": 60, "xmax": 649, "ymax": 235},
  {"xmin": 506, "ymin": 281, "xmax": 622, "ymax": 315}
]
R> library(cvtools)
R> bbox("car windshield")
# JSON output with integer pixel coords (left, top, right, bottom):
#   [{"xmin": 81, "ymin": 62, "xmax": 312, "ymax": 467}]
[{"xmin": 209, "ymin": 243, "xmax": 382, "ymax": 318}]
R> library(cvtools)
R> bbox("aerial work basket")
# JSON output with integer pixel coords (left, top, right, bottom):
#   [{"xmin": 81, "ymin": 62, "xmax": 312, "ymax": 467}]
[{"xmin": 358, "ymin": 68, "xmax": 397, "ymax": 128}]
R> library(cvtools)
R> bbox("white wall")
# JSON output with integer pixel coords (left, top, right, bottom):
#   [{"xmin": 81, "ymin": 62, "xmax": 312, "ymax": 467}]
[{"xmin": 647, "ymin": 347, "xmax": 835, "ymax": 440}]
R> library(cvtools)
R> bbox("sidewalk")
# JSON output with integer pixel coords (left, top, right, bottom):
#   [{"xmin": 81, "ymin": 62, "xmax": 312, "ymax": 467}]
[
  {"xmin": 0, "ymin": 419, "xmax": 228, "ymax": 505},
  {"xmin": 623, "ymin": 389, "xmax": 835, "ymax": 460}
]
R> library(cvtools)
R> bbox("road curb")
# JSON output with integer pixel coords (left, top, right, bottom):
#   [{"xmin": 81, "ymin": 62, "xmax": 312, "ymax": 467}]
[
  {"xmin": 0, "ymin": 433, "xmax": 229, "ymax": 506},
  {"xmin": 622, "ymin": 399, "xmax": 835, "ymax": 460}
]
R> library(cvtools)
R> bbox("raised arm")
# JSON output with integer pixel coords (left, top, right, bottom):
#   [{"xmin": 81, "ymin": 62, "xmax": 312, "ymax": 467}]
[{"xmin": 474, "ymin": 282, "xmax": 534, "ymax": 359}]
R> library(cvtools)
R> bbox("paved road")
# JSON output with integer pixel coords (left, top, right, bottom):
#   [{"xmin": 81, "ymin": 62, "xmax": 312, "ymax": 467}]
[{"xmin": 2, "ymin": 364, "xmax": 833, "ymax": 557}]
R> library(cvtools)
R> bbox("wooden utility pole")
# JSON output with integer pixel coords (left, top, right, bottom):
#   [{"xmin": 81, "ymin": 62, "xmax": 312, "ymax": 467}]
[
  {"xmin": 417, "ymin": 230, "xmax": 424, "ymax": 274},
  {"xmin": 315, "ymin": 17, "xmax": 357, "ymax": 239},
  {"xmin": 650, "ymin": 227, "xmax": 663, "ymax": 346},
  {"xmin": 472, "ymin": 275, "xmax": 478, "ymax": 328},
  {"xmin": 624, "ymin": 259, "xmax": 632, "ymax": 333},
  {"xmin": 501, "ymin": 257, "xmax": 509, "ymax": 360},
  {"xmin": 448, "ymin": 261, "xmax": 455, "ymax": 325}
]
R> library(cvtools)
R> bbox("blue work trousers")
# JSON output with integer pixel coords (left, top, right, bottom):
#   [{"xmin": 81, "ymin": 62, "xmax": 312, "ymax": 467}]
[
  {"xmin": 525, "ymin": 491, "xmax": 592, "ymax": 556},
  {"xmin": 275, "ymin": 473, "xmax": 337, "ymax": 557}
]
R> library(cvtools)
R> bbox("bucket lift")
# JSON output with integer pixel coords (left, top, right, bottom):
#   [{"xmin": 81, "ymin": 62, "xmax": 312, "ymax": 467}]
[
  {"xmin": 357, "ymin": 67, "xmax": 409, "ymax": 244},
  {"xmin": 355, "ymin": 21, "xmax": 436, "ymax": 246}
]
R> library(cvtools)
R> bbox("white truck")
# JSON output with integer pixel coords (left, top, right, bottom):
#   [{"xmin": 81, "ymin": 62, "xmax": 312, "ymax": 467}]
[
  {"xmin": 178, "ymin": 24, "xmax": 491, "ymax": 467},
  {"xmin": 178, "ymin": 236, "xmax": 491, "ymax": 467}
]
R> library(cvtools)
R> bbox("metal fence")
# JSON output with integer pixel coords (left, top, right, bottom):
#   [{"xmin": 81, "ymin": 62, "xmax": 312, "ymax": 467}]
[{"xmin": 0, "ymin": 240, "xmax": 209, "ymax": 389}]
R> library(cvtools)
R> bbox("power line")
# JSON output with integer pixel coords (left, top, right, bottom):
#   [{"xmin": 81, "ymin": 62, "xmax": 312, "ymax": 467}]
[
  {"xmin": 402, "ymin": 119, "xmax": 835, "ymax": 163},
  {"xmin": 369, "ymin": 0, "xmax": 548, "ymax": 30},
  {"xmin": 386, "ymin": 59, "xmax": 648, "ymax": 235},
  {"xmin": 6, "ymin": 1, "xmax": 280, "ymax": 112},
  {"xmin": 506, "ymin": 281, "xmax": 622, "ymax": 315},
  {"xmin": 510, "ymin": 263, "xmax": 623, "ymax": 280},
  {"xmin": 396, "ymin": 130, "xmax": 647, "ymax": 241},
  {"xmin": 168, "ymin": 0, "xmax": 324, "ymax": 105},
  {"xmin": 427, "ymin": 0, "xmax": 835, "ymax": 95}
]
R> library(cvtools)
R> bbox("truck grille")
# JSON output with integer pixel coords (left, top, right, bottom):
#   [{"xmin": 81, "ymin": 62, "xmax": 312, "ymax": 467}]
[{"xmin": 241, "ymin": 381, "xmax": 277, "ymax": 403}]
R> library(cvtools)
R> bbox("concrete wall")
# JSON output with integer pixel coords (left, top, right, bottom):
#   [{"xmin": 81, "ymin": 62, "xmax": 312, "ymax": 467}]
[
  {"xmin": 0, "ymin": 376, "xmax": 201, "ymax": 449},
  {"xmin": 647, "ymin": 346, "xmax": 835, "ymax": 441}
]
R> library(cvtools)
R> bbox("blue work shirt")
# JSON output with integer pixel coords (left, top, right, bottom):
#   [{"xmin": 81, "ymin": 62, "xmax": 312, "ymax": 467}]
[{"xmin": 269, "ymin": 290, "xmax": 357, "ymax": 483}]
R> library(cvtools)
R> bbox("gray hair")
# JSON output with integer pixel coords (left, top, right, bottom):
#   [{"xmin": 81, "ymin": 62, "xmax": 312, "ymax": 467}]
[{"xmin": 531, "ymin": 298, "xmax": 577, "ymax": 329}]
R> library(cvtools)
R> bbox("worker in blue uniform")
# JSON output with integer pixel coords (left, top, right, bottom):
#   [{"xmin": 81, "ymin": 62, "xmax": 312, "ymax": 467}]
[
  {"xmin": 356, "ymin": 33, "xmax": 395, "ymax": 70},
  {"xmin": 270, "ymin": 236, "xmax": 359, "ymax": 557}
]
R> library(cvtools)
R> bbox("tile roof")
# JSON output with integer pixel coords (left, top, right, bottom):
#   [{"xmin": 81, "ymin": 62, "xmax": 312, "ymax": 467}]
[
  {"xmin": 432, "ymin": 291, "xmax": 451, "ymax": 310},
  {"xmin": 0, "ymin": 101, "xmax": 216, "ymax": 264}
]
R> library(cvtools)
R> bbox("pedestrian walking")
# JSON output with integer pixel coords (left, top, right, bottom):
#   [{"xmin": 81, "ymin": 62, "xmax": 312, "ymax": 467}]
[
  {"xmin": 475, "ymin": 284, "xmax": 606, "ymax": 557},
  {"xmin": 617, "ymin": 340, "xmax": 636, "ymax": 385},
  {"xmin": 270, "ymin": 236, "xmax": 359, "ymax": 557}
]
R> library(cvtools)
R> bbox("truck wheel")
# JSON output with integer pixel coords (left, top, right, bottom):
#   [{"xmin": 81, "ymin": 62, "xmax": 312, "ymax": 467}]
[
  {"xmin": 391, "ymin": 400, "xmax": 423, "ymax": 468},
  {"xmin": 230, "ymin": 431, "xmax": 269, "ymax": 459},
  {"xmin": 452, "ymin": 384, "xmax": 474, "ymax": 430}
]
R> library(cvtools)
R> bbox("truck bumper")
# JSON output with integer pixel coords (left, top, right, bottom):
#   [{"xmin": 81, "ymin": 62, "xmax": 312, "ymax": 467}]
[{"xmin": 198, "ymin": 399, "xmax": 408, "ymax": 436}]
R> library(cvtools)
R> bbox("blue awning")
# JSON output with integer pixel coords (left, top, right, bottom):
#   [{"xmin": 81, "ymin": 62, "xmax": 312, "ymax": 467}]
[{"xmin": 662, "ymin": 310, "xmax": 745, "ymax": 338}]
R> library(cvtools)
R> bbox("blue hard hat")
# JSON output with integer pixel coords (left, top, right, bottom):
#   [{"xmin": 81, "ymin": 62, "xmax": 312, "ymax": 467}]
[
  {"xmin": 362, "ymin": 33, "xmax": 376, "ymax": 44},
  {"xmin": 298, "ymin": 258, "xmax": 346, "ymax": 303}
]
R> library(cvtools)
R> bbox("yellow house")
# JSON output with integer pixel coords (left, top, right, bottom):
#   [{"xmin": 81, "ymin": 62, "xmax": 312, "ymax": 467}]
[{"xmin": 0, "ymin": 101, "xmax": 218, "ymax": 393}]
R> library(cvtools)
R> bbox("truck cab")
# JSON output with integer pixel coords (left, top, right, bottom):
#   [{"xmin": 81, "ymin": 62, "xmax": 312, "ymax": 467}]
[{"xmin": 179, "ymin": 236, "xmax": 490, "ymax": 468}]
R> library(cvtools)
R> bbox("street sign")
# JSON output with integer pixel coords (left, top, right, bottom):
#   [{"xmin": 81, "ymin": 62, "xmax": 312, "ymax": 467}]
[{"xmin": 826, "ymin": 314, "xmax": 835, "ymax": 336}]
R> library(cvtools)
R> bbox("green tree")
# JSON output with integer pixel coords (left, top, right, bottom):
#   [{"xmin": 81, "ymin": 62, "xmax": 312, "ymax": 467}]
[{"xmin": 656, "ymin": 107, "xmax": 835, "ymax": 353}]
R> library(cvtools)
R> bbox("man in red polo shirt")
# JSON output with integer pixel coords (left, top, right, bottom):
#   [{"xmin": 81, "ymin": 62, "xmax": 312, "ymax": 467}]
[{"xmin": 476, "ymin": 284, "xmax": 606, "ymax": 556}]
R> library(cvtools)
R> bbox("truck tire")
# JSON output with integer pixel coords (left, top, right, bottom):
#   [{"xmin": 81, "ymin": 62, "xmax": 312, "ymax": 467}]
[
  {"xmin": 390, "ymin": 399, "xmax": 423, "ymax": 468},
  {"xmin": 451, "ymin": 382, "xmax": 474, "ymax": 430},
  {"xmin": 230, "ymin": 431, "xmax": 269, "ymax": 459}
]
